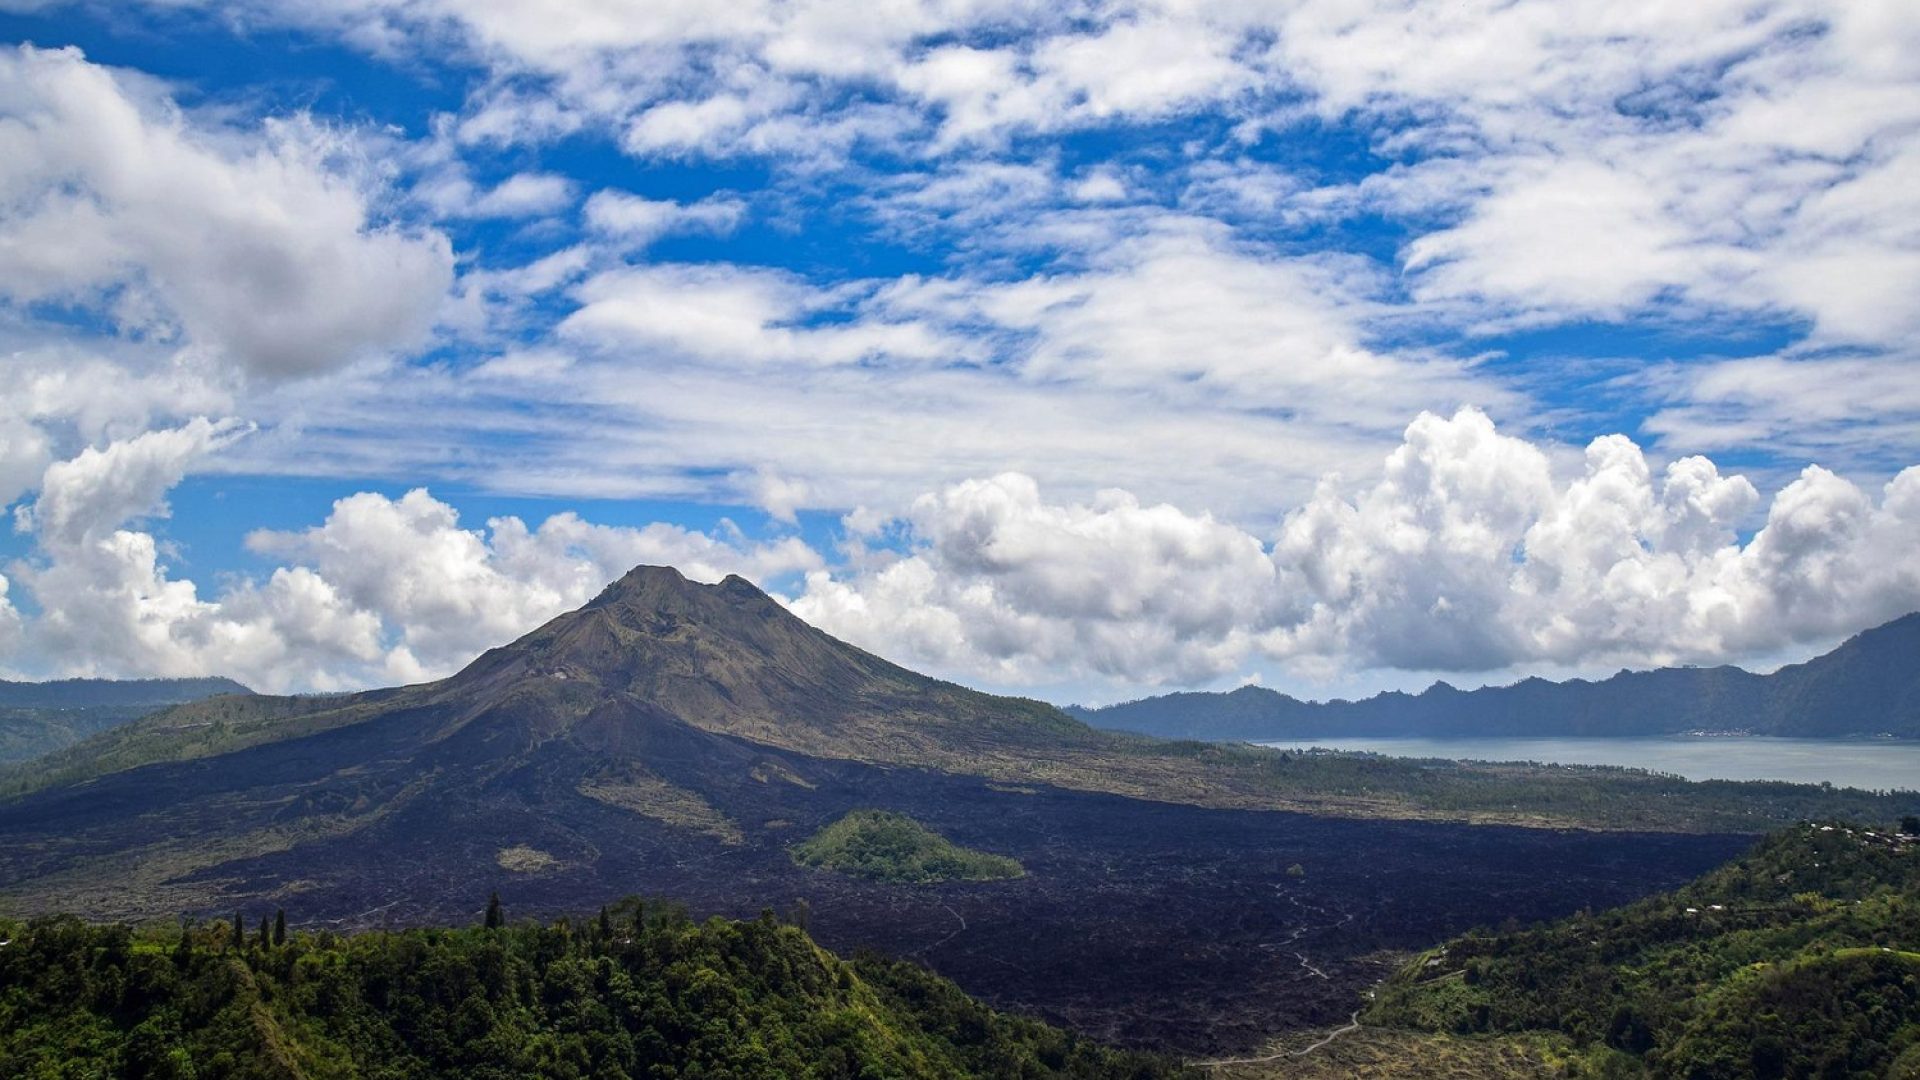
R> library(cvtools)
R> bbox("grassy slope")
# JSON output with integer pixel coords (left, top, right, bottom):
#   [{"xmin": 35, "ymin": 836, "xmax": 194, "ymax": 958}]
[
  {"xmin": 1200, "ymin": 1028, "xmax": 1590, "ymax": 1080},
  {"xmin": 0, "ymin": 679, "xmax": 256, "ymax": 766},
  {"xmin": 0, "ymin": 705, "xmax": 155, "ymax": 765},
  {"xmin": 0, "ymin": 691, "xmax": 397, "ymax": 798},
  {"xmin": 791, "ymin": 810, "xmax": 1024, "ymax": 884}
]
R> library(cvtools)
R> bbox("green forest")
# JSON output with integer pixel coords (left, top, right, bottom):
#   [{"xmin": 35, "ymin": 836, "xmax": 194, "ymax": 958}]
[
  {"xmin": 0, "ymin": 899, "xmax": 1183, "ymax": 1080},
  {"xmin": 791, "ymin": 810, "xmax": 1025, "ymax": 884},
  {"xmin": 1368, "ymin": 821, "xmax": 1920, "ymax": 1077}
]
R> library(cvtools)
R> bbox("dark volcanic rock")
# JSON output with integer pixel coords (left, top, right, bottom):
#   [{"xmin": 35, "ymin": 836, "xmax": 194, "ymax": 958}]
[{"xmin": 0, "ymin": 712, "xmax": 1747, "ymax": 1055}]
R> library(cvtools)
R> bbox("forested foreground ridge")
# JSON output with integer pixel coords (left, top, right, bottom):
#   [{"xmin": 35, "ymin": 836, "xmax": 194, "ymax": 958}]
[
  {"xmin": 0, "ymin": 898, "xmax": 1185, "ymax": 1080},
  {"xmin": 1369, "ymin": 819, "xmax": 1920, "ymax": 1077}
]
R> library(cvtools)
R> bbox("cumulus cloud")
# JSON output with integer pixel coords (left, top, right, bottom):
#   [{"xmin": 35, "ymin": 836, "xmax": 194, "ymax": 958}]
[
  {"xmin": 794, "ymin": 410, "xmax": 1920, "ymax": 689},
  {"xmin": 16, "ymin": 417, "xmax": 248, "ymax": 548},
  {"xmin": 244, "ymin": 488, "xmax": 822, "ymax": 677},
  {"xmin": 793, "ymin": 473, "xmax": 1278, "ymax": 685},
  {"xmin": 4, "ymin": 409, "xmax": 1912, "ymax": 698},
  {"xmin": 0, "ymin": 45, "xmax": 454, "ymax": 380},
  {"xmin": 9, "ymin": 468, "xmax": 823, "ymax": 690}
]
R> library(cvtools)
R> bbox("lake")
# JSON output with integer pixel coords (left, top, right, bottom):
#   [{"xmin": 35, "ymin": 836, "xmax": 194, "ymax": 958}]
[{"xmin": 1253, "ymin": 735, "xmax": 1920, "ymax": 792}]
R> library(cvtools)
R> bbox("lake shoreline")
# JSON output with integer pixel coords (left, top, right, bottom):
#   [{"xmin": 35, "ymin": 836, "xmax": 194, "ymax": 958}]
[{"xmin": 1251, "ymin": 734, "xmax": 1920, "ymax": 792}]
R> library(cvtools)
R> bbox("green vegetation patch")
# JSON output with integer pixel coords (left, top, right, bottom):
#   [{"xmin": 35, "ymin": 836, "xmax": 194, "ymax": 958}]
[
  {"xmin": 0, "ymin": 901, "xmax": 1181, "ymax": 1079},
  {"xmin": 792, "ymin": 810, "xmax": 1024, "ymax": 884},
  {"xmin": 1369, "ymin": 821, "xmax": 1920, "ymax": 1078},
  {"xmin": 577, "ymin": 766, "xmax": 745, "ymax": 845}
]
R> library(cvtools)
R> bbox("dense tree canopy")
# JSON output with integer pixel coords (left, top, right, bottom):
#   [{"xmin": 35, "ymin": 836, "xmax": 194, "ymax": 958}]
[
  {"xmin": 0, "ymin": 899, "xmax": 1183, "ymax": 1079},
  {"xmin": 1370, "ymin": 822, "xmax": 1920, "ymax": 1077}
]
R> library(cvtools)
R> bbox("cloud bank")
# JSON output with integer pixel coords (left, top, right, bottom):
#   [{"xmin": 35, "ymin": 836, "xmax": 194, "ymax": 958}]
[
  {"xmin": 5, "ymin": 410, "xmax": 1911, "ymax": 699},
  {"xmin": 796, "ymin": 410, "xmax": 1920, "ymax": 689}
]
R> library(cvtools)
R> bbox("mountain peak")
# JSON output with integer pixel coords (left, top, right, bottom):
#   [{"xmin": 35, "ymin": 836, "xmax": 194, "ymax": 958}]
[
  {"xmin": 587, "ymin": 563, "xmax": 692, "ymax": 604},
  {"xmin": 574, "ymin": 564, "xmax": 786, "ymax": 624},
  {"xmin": 435, "ymin": 562, "xmax": 1086, "ymax": 758}
]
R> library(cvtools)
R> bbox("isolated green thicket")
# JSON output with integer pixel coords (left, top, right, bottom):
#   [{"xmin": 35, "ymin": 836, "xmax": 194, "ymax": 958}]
[
  {"xmin": 0, "ymin": 899, "xmax": 1180, "ymax": 1080},
  {"xmin": 791, "ymin": 810, "xmax": 1025, "ymax": 884}
]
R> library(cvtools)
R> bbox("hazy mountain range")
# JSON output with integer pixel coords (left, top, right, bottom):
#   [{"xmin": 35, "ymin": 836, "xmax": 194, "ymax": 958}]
[
  {"xmin": 0, "ymin": 675, "xmax": 249, "ymax": 764},
  {"xmin": 1070, "ymin": 613, "xmax": 1920, "ymax": 742}
]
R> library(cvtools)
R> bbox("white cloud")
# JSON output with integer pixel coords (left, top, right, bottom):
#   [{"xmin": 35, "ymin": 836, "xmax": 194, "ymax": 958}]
[
  {"xmin": 417, "ymin": 169, "xmax": 577, "ymax": 220},
  {"xmin": 472, "ymin": 171, "xmax": 575, "ymax": 217},
  {"xmin": 794, "ymin": 409, "xmax": 1920, "ymax": 689},
  {"xmin": 218, "ymin": 204, "xmax": 1490, "ymax": 529},
  {"xmin": 0, "ymin": 45, "xmax": 455, "ymax": 380},
  {"xmin": 37, "ymin": 0, "xmax": 1915, "ymax": 481},
  {"xmin": 1, "ymin": 420, "xmax": 386, "ymax": 688},
  {"xmin": 561, "ymin": 262, "xmax": 965, "ymax": 368},
  {"xmin": 1271, "ymin": 413, "xmax": 1920, "ymax": 671},
  {"xmin": 4, "ymin": 408, "xmax": 1912, "ymax": 698},
  {"xmin": 1068, "ymin": 167, "xmax": 1128, "ymax": 204},
  {"xmin": 0, "ymin": 572, "xmax": 20, "ymax": 662},
  {"xmin": 1644, "ymin": 356, "xmax": 1920, "ymax": 469},
  {"xmin": 0, "ymin": 412, "xmax": 51, "ymax": 511},
  {"xmin": 745, "ymin": 469, "xmax": 809, "ymax": 525},
  {"xmin": 792, "ymin": 472, "xmax": 1278, "ymax": 685},
  {"xmin": 8, "ymin": 469, "xmax": 823, "ymax": 689},
  {"xmin": 582, "ymin": 189, "xmax": 746, "ymax": 246},
  {"xmin": 16, "ymin": 418, "xmax": 248, "ymax": 548},
  {"xmin": 13, "ymin": 527, "xmax": 398, "ymax": 691}
]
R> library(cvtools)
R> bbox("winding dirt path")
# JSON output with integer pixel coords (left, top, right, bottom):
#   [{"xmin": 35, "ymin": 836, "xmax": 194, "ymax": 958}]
[
  {"xmin": 1190, "ymin": 1009, "xmax": 1364, "ymax": 1069},
  {"xmin": 909, "ymin": 902, "xmax": 968, "ymax": 957}
]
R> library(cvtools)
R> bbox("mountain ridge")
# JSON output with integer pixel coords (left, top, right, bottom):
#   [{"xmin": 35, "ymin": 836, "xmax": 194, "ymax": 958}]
[
  {"xmin": 0, "ymin": 675, "xmax": 250, "ymax": 710},
  {"xmin": 1070, "ymin": 613, "xmax": 1920, "ymax": 741},
  {"xmin": 0, "ymin": 675, "xmax": 253, "ymax": 765}
]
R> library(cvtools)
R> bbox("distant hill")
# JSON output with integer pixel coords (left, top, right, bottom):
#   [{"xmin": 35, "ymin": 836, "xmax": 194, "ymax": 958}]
[
  {"xmin": 0, "ymin": 676, "xmax": 249, "ymax": 710},
  {"xmin": 1071, "ymin": 613, "xmax": 1920, "ymax": 741},
  {"xmin": 0, "ymin": 676, "xmax": 251, "ymax": 764}
]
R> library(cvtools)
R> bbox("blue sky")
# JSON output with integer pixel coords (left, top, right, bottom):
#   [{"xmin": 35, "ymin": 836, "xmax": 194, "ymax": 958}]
[{"xmin": 0, "ymin": 0, "xmax": 1916, "ymax": 702}]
